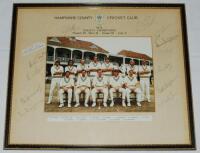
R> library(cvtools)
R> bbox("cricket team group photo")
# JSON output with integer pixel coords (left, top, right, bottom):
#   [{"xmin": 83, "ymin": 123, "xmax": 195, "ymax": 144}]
[{"xmin": 45, "ymin": 37, "xmax": 155, "ymax": 112}]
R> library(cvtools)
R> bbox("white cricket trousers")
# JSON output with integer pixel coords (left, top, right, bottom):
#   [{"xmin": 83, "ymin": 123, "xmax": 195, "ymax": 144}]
[
  {"xmin": 59, "ymin": 88, "xmax": 73, "ymax": 105},
  {"xmin": 75, "ymin": 87, "xmax": 90, "ymax": 104},
  {"xmin": 110, "ymin": 87, "xmax": 126, "ymax": 102},
  {"xmin": 140, "ymin": 78, "xmax": 150, "ymax": 101},
  {"xmin": 126, "ymin": 87, "xmax": 142, "ymax": 103},
  {"xmin": 48, "ymin": 78, "xmax": 61, "ymax": 103},
  {"xmin": 91, "ymin": 87, "xmax": 108, "ymax": 103}
]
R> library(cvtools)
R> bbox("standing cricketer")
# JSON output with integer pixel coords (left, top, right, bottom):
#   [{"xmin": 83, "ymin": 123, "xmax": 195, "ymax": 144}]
[
  {"xmin": 88, "ymin": 56, "xmax": 101, "ymax": 80},
  {"xmin": 47, "ymin": 60, "xmax": 64, "ymax": 104},
  {"xmin": 138, "ymin": 59, "xmax": 151, "ymax": 102}
]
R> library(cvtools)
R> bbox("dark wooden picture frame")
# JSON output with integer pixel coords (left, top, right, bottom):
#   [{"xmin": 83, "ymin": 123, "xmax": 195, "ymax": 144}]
[{"xmin": 4, "ymin": 3, "xmax": 195, "ymax": 150}]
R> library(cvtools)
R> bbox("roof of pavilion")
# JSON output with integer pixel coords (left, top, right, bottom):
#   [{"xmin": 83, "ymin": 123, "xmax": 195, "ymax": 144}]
[
  {"xmin": 118, "ymin": 50, "xmax": 152, "ymax": 61},
  {"xmin": 47, "ymin": 37, "xmax": 109, "ymax": 54}
]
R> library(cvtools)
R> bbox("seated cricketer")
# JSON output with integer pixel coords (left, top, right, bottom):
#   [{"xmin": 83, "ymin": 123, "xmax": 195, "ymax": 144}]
[
  {"xmin": 58, "ymin": 71, "xmax": 74, "ymax": 108},
  {"xmin": 124, "ymin": 69, "xmax": 142, "ymax": 107},
  {"xmin": 109, "ymin": 69, "xmax": 126, "ymax": 107},
  {"xmin": 75, "ymin": 70, "xmax": 91, "ymax": 107},
  {"xmin": 91, "ymin": 69, "xmax": 109, "ymax": 107}
]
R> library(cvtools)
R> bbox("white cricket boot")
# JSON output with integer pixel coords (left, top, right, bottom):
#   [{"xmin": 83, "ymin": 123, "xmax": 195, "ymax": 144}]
[
  {"xmin": 92, "ymin": 102, "xmax": 96, "ymax": 107},
  {"xmin": 67, "ymin": 103, "xmax": 71, "ymax": 108},
  {"xmin": 58, "ymin": 103, "xmax": 64, "ymax": 108},
  {"xmin": 74, "ymin": 103, "xmax": 80, "ymax": 107},
  {"xmin": 127, "ymin": 102, "xmax": 131, "ymax": 107},
  {"xmin": 110, "ymin": 101, "xmax": 114, "ymax": 107},
  {"xmin": 103, "ymin": 102, "xmax": 107, "ymax": 107},
  {"xmin": 122, "ymin": 101, "xmax": 126, "ymax": 107},
  {"xmin": 137, "ymin": 102, "xmax": 142, "ymax": 107}
]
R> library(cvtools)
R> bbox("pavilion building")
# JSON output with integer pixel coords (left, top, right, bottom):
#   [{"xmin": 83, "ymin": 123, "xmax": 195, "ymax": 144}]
[{"xmin": 46, "ymin": 37, "xmax": 153, "ymax": 76}]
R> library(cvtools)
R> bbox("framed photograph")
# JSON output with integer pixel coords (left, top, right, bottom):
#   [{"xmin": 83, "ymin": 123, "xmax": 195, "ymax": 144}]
[{"xmin": 4, "ymin": 3, "xmax": 195, "ymax": 150}]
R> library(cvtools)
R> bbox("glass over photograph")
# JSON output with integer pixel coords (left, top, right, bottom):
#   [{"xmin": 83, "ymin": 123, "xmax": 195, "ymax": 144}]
[
  {"xmin": 45, "ymin": 37, "xmax": 154, "ymax": 112},
  {"xmin": 4, "ymin": 4, "xmax": 195, "ymax": 149}
]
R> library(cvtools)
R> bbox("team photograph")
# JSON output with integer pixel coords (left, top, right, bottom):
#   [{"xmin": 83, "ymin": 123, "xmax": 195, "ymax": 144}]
[{"xmin": 45, "ymin": 37, "xmax": 155, "ymax": 112}]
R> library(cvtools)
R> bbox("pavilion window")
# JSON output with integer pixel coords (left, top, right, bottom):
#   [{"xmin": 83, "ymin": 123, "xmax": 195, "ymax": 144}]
[
  {"xmin": 97, "ymin": 53, "xmax": 107, "ymax": 63},
  {"xmin": 125, "ymin": 58, "xmax": 131, "ymax": 64},
  {"xmin": 73, "ymin": 50, "xmax": 82, "ymax": 63},
  {"xmin": 84, "ymin": 52, "xmax": 95, "ymax": 63},
  {"xmin": 109, "ymin": 56, "xmax": 123, "ymax": 66},
  {"xmin": 55, "ymin": 48, "xmax": 71, "ymax": 62},
  {"xmin": 134, "ymin": 59, "xmax": 139, "ymax": 65},
  {"xmin": 47, "ymin": 46, "xmax": 54, "ymax": 61}
]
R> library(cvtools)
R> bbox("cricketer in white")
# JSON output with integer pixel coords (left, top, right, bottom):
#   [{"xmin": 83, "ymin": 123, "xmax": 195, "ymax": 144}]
[
  {"xmin": 101, "ymin": 57, "xmax": 114, "ymax": 79},
  {"xmin": 65, "ymin": 60, "xmax": 77, "ymax": 79},
  {"xmin": 47, "ymin": 60, "xmax": 64, "ymax": 104},
  {"xmin": 109, "ymin": 69, "xmax": 126, "ymax": 107},
  {"xmin": 91, "ymin": 69, "xmax": 109, "ymax": 107},
  {"xmin": 88, "ymin": 56, "xmax": 101, "ymax": 79},
  {"xmin": 76, "ymin": 59, "xmax": 89, "ymax": 75},
  {"xmin": 126, "ymin": 60, "xmax": 138, "ymax": 75},
  {"xmin": 75, "ymin": 70, "xmax": 91, "ymax": 107},
  {"xmin": 124, "ymin": 69, "xmax": 142, "ymax": 107},
  {"xmin": 58, "ymin": 71, "xmax": 74, "ymax": 108},
  {"xmin": 138, "ymin": 59, "xmax": 152, "ymax": 102}
]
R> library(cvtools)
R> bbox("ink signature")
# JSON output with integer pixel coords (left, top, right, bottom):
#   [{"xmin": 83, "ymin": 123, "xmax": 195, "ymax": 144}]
[
  {"xmin": 157, "ymin": 63, "xmax": 173, "ymax": 73},
  {"xmin": 135, "ymin": 16, "xmax": 155, "ymax": 33},
  {"xmin": 17, "ymin": 85, "xmax": 42, "ymax": 118},
  {"xmin": 22, "ymin": 42, "xmax": 45, "ymax": 56},
  {"xmin": 25, "ymin": 51, "xmax": 45, "ymax": 80},
  {"xmin": 154, "ymin": 25, "xmax": 179, "ymax": 48},
  {"xmin": 158, "ymin": 75, "xmax": 177, "ymax": 94}
]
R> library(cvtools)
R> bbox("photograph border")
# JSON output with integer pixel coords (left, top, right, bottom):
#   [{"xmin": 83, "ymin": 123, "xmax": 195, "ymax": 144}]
[{"xmin": 4, "ymin": 3, "xmax": 196, "ymax": 150}]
